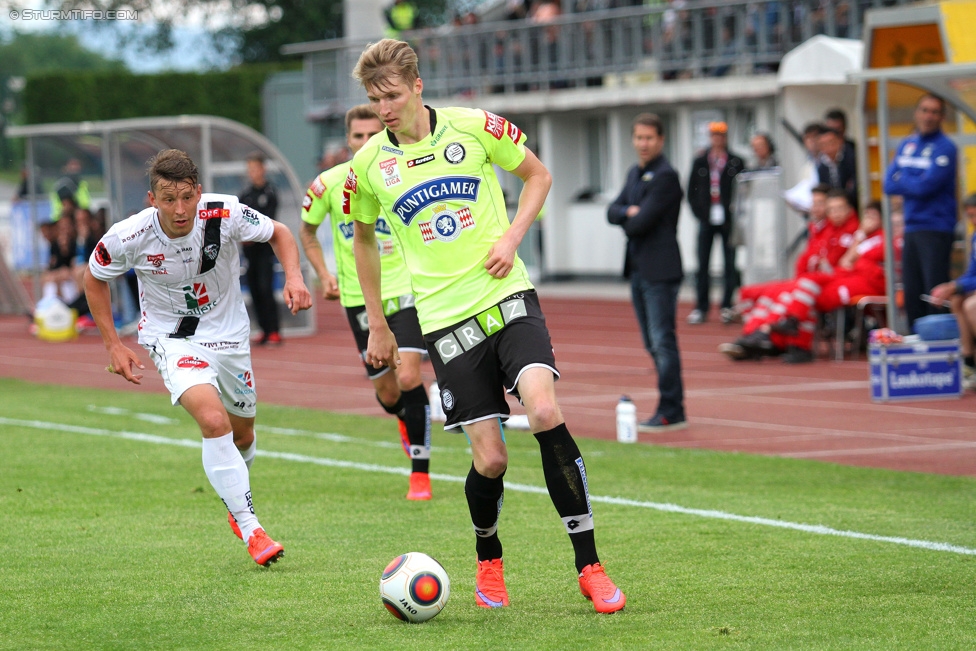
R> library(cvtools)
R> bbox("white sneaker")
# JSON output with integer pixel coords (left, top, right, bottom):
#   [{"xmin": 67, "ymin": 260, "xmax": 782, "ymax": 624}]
[{"xmin": 687, "ymin": 309, "xmax": 705, "ymax": 325}]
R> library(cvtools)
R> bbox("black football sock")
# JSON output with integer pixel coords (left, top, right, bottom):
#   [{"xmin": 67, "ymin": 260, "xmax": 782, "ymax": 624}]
[
  {"xmin": 400, "ymin": 385, "xmax": 430, "ymax": 474},
  {"xmin": 535, "ymin": 423, "xmax": 600, "ymax": 573},
  {"xmin": 464, "ymin": 464, "xmax": 504, "ymax": 561}
]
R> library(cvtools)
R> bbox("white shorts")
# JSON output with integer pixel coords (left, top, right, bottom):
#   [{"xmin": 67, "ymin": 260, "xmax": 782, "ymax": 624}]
[{"xmin": 144, "ymin": 338, "xmax": 257, "ymax": 417}]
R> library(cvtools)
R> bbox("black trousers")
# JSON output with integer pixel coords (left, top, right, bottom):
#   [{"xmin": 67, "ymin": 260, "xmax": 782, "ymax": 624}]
[
  {"xmin": 902, "ymin": 230, "xmax": 954, "ymax": 329},
  {"xmin": 244, "ymin": 242, "xmax": 280, "ymax": 335},
  {"xmin": 695, "ymin": 219, "xmax": 738, "ymax": 313}
]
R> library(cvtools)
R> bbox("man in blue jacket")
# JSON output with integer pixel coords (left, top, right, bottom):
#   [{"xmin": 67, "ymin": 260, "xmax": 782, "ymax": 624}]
[
  {"xmin": 884, "ymin": 93, "xmax": 958, "ymax": 329},
  {"xmin": 607, "ymin": 113, "xmax": 687, "ymax": 432}
]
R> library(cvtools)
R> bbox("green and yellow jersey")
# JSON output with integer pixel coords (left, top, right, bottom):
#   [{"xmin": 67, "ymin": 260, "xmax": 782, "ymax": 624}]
[
  {"xmin": 346, "ymin": 106, "xmax": 534, "ymax": 333},
  {"xmin": 301, "ymin": 162, "xmax": 413, "ymax": 308}
]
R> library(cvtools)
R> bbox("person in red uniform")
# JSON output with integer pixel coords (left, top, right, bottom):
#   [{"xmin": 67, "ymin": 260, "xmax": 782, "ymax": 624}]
[
  {"xmin": 723, "ymin": 188, "xmax": 858, "ymax": 354},
  {"xmin": 736, "ymin": 184, "xmax": 836, "ymax": 318},
  {"xmin": 722, "ymin": 196, "xmax": 889, "ymax": 363}
]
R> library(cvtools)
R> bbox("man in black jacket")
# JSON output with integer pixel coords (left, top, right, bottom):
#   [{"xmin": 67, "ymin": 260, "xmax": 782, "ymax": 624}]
[
  {"xmin": 816, "ymin": 127, "xmax": 858, "ymax": 208},
  {"xmin": 607, "ymin": 113, "xmax": 687, "ymax": 432},
  {"xmin": 687, "ymin": 121, "xmax": 745, "ymax": 324},
  {"xmin": 239, "ymin": 151, "xmax": 282, "ymax": 346}
]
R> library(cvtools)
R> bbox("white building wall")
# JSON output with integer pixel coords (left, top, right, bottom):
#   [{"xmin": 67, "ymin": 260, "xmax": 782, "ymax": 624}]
[{"xmin": 432, "ymin": 76, "xmax": 783, "ymax": 279}]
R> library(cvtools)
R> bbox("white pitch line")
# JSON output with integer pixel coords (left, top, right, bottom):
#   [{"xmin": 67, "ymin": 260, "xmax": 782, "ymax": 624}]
[
  {"xmin": 259, "ymin": 424, "xmax": 456, "ymax": 454},
  {"xmin": 3, "ymin": 416, "xmax": 975, "ymax": 557}
]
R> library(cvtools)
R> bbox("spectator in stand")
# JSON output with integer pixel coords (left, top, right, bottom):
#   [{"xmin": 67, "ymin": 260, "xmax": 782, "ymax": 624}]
[
  {"xmin": 607, "ymin": 112, "xmax": 687, "ymax": 432},
  {"xmin": 817, "ymin": 126, "xmax": 857, "ymax": 207},
  {"xmin": 40, "ymin": 199, "xmax": 80, "ymax": 304},
  {"xmin": 530, "ymin": 0, "xmax": 565, "ymax": 89},
  {"xmin": 929, "ymin": 193, "xmax": 976, "ymax": 389},
  {"xmin": 384, "ymin": 0, "xmax": 418, "ymax": 38},
  {"xmin": 70, "ymin": 207, "xmax": 108, "ymax": 329},
  {"xmin": 660, "ymin": 0, "xmax": 689, "ymax": 80},
  {"xmin": 687, "ymin": 121, "xmax": 746, "ymax": 324},
  {"xmin": 505, "ymin": 0, "xmax": 532, "ymax": 19},
  {"xmin": 239, "ymin": 151, "xmax": 283, "ymax": 346},
  {"xmin": 749, "ymin": 132, "xmax": 778, "ymax": 170},
  {"xmin": 883, "ymin": 93, "xmax": 958, "ymax": 330},
  {"xmin": 49, "ymin": 158, "xmax": 91, "ymax": 220}
]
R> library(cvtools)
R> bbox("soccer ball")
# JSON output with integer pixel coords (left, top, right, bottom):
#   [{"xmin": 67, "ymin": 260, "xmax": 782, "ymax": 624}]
[{"xmin": 379, "ymin": 552, "xmax": 451, "ymax": 623}]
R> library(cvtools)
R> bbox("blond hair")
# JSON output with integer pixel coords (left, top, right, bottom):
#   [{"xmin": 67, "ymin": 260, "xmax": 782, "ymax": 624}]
[
  {"xmin": 352, "ymin": 39, "xmax": 419, "ymax": 90},
  {"xmin": 345, "ymin": 103, "xmax": 380, "ymax": 132},
  {"xmin": 147, "ymin": 149, "xmax": 198, "ymax": 192}
]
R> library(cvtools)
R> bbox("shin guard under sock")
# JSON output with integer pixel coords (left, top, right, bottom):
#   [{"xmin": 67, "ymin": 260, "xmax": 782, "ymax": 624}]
[
  {"xmin": 465, "ymin": 464, "xmax": 504, "ymax": 561},
  {"xmin": 400, "ymin": 385, "xmax": 431, "ymax": 473},
  {"xmin": 535, "ymin": 423, "xmax": 599, "ymax": 572},
  {"xmin": 202, "ymin": 432, "xmax": 259, "ymax": 542}
]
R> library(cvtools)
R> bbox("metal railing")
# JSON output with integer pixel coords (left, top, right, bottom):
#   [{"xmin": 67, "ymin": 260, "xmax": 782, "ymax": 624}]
[{"xmin": 283, "ymin": 0, "xmax": 917, "ymax": 118}]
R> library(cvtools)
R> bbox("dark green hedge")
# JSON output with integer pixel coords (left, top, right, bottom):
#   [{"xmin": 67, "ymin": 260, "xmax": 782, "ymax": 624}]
[{"xmin": 23, "ymin": 65, "xmax": 296, "ymax": 131}]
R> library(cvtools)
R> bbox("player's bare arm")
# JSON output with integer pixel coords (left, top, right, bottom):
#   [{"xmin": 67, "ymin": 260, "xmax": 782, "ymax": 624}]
[
  {"xmin": 353, "ymin": 219, "xmax": 400, "ymax": 369},
  {"xmin": 485, "ymin": 148, "xmax": 552, "ymax": 278},
  {"xmin": 299, "ymin": 221, "xmax": 340, "ymax": 300},
  {"xmin": 266, "ymin": 220, "xmax": 312, "ymax": 314},
  {"xmin": 83, "ymin": 267, "xmax": 145, "ymax": 384}
]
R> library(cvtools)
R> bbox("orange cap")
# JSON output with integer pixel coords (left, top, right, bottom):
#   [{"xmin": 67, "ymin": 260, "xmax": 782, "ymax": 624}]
[{"xmin": 708, "ymin": 121, "xmax": 728, "ymax": 134}]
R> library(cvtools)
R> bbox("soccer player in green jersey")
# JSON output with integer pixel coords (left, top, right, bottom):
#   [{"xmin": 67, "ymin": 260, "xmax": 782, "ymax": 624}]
[
  {"xmin": 300, "ymin": 104, "xmax": 432, "ymax": 501},
  {"xmin": 346, "ymin": 39, "xmax": 625, "ymax": 613}
]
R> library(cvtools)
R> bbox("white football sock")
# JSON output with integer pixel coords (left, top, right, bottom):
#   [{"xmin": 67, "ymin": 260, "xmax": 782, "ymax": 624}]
[
  {"xmin": 202, "ymin": 432, "xmax": 260, "ymax": 542},
  {"xmin": 240, "ymin": 434, "xmax": 256, "ymax": 469}
]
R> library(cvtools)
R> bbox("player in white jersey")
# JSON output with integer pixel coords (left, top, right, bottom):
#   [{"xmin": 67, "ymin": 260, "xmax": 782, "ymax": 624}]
[
  {"xmin": 84, "ymin": 149, "xmax": 312, "ymax": 567},
  {"xmin": 348, "ymin": 39, "xmax": 625, "ymax": 613}
]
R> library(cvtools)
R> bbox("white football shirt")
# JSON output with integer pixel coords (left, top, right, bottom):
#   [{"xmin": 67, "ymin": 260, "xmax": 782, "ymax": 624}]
[{"xmin": 89, "ymin": 193, "xmax": 274, "ymax": 345}]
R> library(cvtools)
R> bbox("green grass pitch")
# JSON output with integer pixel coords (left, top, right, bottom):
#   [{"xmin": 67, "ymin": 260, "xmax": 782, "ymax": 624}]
[{"xmin": 1, "ymin": 377, "xmax": 975, "ymax": 650}]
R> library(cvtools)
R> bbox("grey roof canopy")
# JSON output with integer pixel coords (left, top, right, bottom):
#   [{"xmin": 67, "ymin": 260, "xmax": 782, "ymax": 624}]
[{"xmin": 7, "ymin": 115, "xmax": 314, "ymax": 335}]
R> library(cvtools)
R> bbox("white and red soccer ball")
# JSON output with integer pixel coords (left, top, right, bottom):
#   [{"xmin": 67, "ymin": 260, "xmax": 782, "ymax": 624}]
[{"xmin": 379, "ymin": 552, "xmax": 450, "ymax": 623}]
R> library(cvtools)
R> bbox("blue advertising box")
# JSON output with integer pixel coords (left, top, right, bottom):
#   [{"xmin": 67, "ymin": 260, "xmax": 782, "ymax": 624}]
[{"xmin": 868, "ymin": 339, "xmax": 962, "ymax": 402}]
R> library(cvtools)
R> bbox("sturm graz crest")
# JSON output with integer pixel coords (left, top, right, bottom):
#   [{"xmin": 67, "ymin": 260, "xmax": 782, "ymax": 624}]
[
  {"xmin": 444, "ymin": 142, "xmax": 465, "ymax": 164},
  {"xmin": 441, "ymin": 389, "xmax": 455, "ymax": 410},
  {"xmin": 203, "ymin": 243, "xmax": 219, "ymax": 260}
]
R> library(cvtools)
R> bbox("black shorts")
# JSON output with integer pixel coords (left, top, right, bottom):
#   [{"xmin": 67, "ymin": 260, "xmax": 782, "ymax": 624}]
[
  {"xmin": 424, "ymin": 290, "xmax": 558, "ymax": 430},
  {"xmin": 345, "ymin": 296, "xmax": 426, "ymax": 379}
]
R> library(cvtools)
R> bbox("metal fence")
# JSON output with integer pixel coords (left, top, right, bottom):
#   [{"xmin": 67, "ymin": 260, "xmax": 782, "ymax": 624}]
[{"xmin": 283, "ymin": 0, "xmax": 916, "ymax": 118}]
